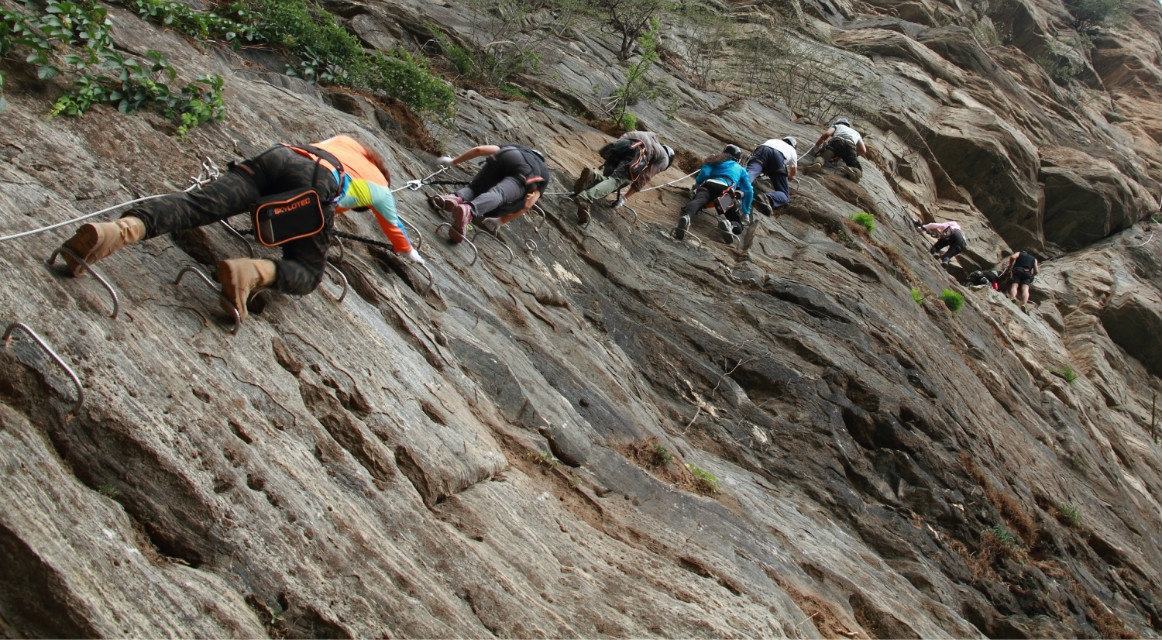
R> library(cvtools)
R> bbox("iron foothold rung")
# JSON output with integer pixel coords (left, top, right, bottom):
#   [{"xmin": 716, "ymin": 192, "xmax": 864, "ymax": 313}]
[
  {"xmin": 46, "ymin": 246, "xmax": 121, "ymax": 319},
  {"xmin": 323, "ymin": 261, "xmax": 348, "ymax": 303},
  {"xmin": 218, "ymin": 220, "xmax": 255, "ymax": 258},
  {"xmin": 2, "ymin": 322, "xmax": 84, "ymax": 414},
  {"xmin": 436, "ymin": 222, "xmax": 479, "ymax": 266},
  {"xmin": 173, "ymin": 265, "xmax": 241, "ymax": 335}
]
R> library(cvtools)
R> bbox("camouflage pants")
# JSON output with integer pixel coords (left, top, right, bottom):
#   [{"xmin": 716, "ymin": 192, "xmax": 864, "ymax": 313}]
[{"xmin": 126, "ymin": 146, "xmax": 339, "ymax": 295}]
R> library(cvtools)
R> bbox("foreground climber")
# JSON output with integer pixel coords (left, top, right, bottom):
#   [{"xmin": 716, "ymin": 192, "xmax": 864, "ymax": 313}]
[
  {"xmin": 1004, "ymin": 250, "xmax": 1039, "ymax": 311},
  {"xmin": 918, "ymin": 220, "xmax": 968, "ymax": 264},
  {"xmin": 60, "ymin": 135, "xmax": 422, "ymax": 318},
  {"xmin": 802, "ymin": 117, "xmax": 867, "ymax": 182},
  {"xmin": 674, "ymin": 145, "xmax": 754, "ymax": 244},
  {"xmin": 435, "ymin": 144, "xmax": 551, "ymax": 243},
  {"xmin": 572, "ymin": 131, "xmax": 674, "ymax": 224},
  {"xmin": 746, "ymin": 136, "xmax": 798, "ymax": 215}
]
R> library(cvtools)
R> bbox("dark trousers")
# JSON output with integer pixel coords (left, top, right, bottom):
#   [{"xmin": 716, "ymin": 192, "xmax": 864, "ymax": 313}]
[
  {"xmin": 931, "ymin": 229, "xmax": 967, "ymax": 260},
  {"xmin": 682, "ymin": 182, "xmax": 728, "ymax": 219},
  {"xmin": 456, "ymin": 147, "xmax": 544, "ymax": 218},
  {"xmin": 824, "ymin": 138, "xmax": 860, "ymax": 168},
  {"xmin": 745, "ymin": 145, "xmax": 790, "ymax": 209},
  {"xmin": 127, "ymin": 146, "xmax": 339, "ymax": 295}
]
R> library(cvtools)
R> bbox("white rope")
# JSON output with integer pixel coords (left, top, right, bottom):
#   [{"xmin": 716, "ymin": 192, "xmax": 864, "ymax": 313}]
[
  {"xmin": 0, "ymin": 159, "xmax": 220, "ymax": 243},
  {"xmin": 542, "ymin": 170, "xmax": 699, "ymax": 198}
]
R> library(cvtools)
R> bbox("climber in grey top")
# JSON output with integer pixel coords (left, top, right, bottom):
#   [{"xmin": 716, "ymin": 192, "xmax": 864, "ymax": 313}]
[{"xmin": 802, "ymin": 117, "xmax": 868, "ymax": 182}]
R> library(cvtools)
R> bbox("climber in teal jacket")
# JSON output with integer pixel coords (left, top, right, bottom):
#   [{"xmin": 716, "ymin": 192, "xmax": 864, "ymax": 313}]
[{"xmin": 674, "ymin": 144, "xmax": 754, "ymax": 244}]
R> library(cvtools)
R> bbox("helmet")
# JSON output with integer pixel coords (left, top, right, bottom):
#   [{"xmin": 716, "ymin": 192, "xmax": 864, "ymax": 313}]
[
  {"xmin": 782, "ymin": 136, "xmax": 797, "ymax": 148},
  {"xmin": 662, "ymin": 145, "xmax": 675, "ymax": 169},
  {"xmin": 724, "ymin": 144, "xmax": 743, "ymax": 161},
  {"xmin": 833, "ymin": 117, "xmax": 851, "ymax": 127}
]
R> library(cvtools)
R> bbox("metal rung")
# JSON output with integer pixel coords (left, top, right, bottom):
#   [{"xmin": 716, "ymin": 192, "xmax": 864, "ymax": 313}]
[
  {"xmin": 470, "ymin": 226, "xmax": 515, "ymax": 263},
  {"xmin": 173, "ymin": 265, "xmax": 241, "ymax": 335},
  {"xmin": 529, "ymin": 204, "xmax": 547, "ymax": 233},
  {"xmin": 401, "ymin": 218, "xmax": 423, "ymax": 249},
  {"xmin": 46, "ymin": 246, "xmax": 121, "ymax": 319},
  {"xmin": 436, "ymin": 222, "xmax": 479, "ymax": 266},
  {"xmin": 218, "ymin": 220, "xmax": 255, "ymax": 258},
  {"xmin": 331, "ymin": 237, "xmax": 345, "ymax": 262},
  {"xmin": 3, "ymin": 322, "xmax": 84, "ymax": 414},
  {"xmin": 323, "ymin": 261, "xmax": 348, "ymax": 303},
  {"xmin": 619, "ymin": 203, "xmax": 640, "ymax": 224},
  {"xmin": 411, "ymin": 261, "xmax": 435, "ymax": 293},
  {"xmin": 664, "ymin": 228, "xmax": 703, "ymax": 248}
]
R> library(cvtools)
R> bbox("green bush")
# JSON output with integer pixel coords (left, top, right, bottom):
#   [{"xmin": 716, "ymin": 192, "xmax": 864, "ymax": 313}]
[
  {"xmin": 130, "ymin": 0, "xmax": 454, "ymax": 115},
  {"xmin": 851, "ymin": 211, "xmax": 876, "ymax": 234},
  {"xmin": 940, "ymin": 289, "xmax": 964, "ymax": 312},
  {"xmin": 1059, "ymin": 504, "xmax": 1081, "ymax": 527},
  {"xmin": 2, "ymin": 0, "xmax": 224, "ymax": 133},
  {"xmin": 686, "ymin": 463, "xmax": 719, "ymax": 494},
  {"xmin": 911, "ymin": 288, "xmax": 925, "ymax": 304}
]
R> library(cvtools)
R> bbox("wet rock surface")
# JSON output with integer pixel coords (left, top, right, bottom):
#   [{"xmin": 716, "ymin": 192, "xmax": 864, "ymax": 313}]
[{"xmin": 1, "ymin": 0, "xmax": 1160, "ymax": 636}]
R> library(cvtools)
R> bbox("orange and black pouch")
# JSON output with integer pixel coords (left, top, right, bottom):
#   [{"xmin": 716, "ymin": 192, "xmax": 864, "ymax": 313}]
[{"xmin": 252, "ymin": 188, "xmax": 326, "ymax": 247}]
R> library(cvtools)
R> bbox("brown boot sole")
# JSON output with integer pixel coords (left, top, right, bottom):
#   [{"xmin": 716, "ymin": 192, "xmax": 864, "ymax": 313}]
[{"xmin": 61, "ymin": 223, "xmax": 101, "ymax": 276}]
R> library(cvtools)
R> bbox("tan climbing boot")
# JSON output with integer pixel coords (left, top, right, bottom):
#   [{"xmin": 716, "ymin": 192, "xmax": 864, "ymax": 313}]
[
  {"xmin": 216, "ymin": 258, "xmax": 276, "ymax": 321},
  {"xmin": 61, "ymin": 216, "xmax": 145, "ymax": 276}
]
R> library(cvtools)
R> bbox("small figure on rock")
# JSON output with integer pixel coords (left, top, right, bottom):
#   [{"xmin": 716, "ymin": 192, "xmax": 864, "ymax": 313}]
[
  {"xmin": 1004, "ymin": 250, "xmax": 1039, "ymax": 312},
  {"xmin": 59, "ymin": 135, "xmax": 422, "ymax": 319},
  {"xmin": 801, "ymin": 117, "xmax": 867, "ymax": 182},
  {"xmin": 746, "ymin": 135, "xmax": 798, "ymax": 216},
  {"xmin": 571, "ymin": 131, "xmax": 674, "ymax": 224},
  {"xmin": 674, "ymin": 144, "xmax": 754, "ymax": 244},
  {"xmin": 917, "ymin": 220, "xmax": 968, "ymax": 264},
  {"xmin": 434, "ymin": 144, "xmax": 551, "ymax": 243}
]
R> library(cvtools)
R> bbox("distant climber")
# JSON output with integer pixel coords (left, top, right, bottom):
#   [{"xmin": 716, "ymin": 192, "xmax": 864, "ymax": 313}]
[
  {"xmin": 802, "ymin": 117, "xmax": 867, "ymax": 182},
  {"xmin": 572, "ymin": 131, "xmax": 674, "ymax": 224},
  {"xmin": 58, "ymin": 135, "xmax": 422, "ymax": 319},
  {"xmin": 917, "ymin": 220, "xmax": 968, "ymax": 264},
  {"xmin": 435, "ymin": 144, "xmax": 551, "ymax": 243},
  {"xmin": 745, "ymin": 136, "xmax": 798, "ymax": 215},
  {"xmin": 674, "ymin": 144, "xmax": 754, "ymax": 244},
  {"xmin": 1004, "ymin": 250, "xmax": 1039, "ymax": 311},
  {"xmin": 967, "ymin": 269, "xmax": 1002, "ymax": 290}
]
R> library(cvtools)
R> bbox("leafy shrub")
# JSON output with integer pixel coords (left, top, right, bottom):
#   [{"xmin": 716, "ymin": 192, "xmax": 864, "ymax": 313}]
[
  {"xmin": 615, "ymin": 111, "xmax": 637, "ymax": 132},
  {"xmin": 130, "ymin": 0, "xmax": 454, "ymax": 115},
  {"xmin": 1, "ymin": 0, "xmax": 224, "ymax": 133},
  {"xmin": 911, "ymin": 288, "xmax": 925, "ymax": 304},
  {"xmin": 606, "ymin": 18, "xmax": 661, "ymax": 129},
  {"xmin": 686, "ymin": 463, "xmax": 719, "ymax": 494},
  {"xmin": 851, "ymin": 211, "xmax": 876, "ymax": 234},
  {"xmin": 940, "ymin": 289, "xmax": 964, "ymax": 312}
]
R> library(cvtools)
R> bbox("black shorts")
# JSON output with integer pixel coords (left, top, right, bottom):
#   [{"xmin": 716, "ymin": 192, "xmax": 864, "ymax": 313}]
[{"xmin": 1012, "ymin": 267, "xmax": 1035, "ymax": 285}]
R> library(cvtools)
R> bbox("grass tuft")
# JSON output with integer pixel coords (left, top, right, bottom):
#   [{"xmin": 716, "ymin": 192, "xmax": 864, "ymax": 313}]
[
  {"xmin": 850, "ymin": 211, "xmax": 876, "ymax": 234},
  {"xmin": 911, "ymin": 287, "xmax": 924, "ymax": 304},
  {"xmin": 940, "ymin": 289, "xmax": 964, "ymax": 312},
  {"xmin": 1052, "ymin": 366, "xmax": 1079, "ymax": 384},
  {"xmin": 686, "ymin": 463, "xmax": 719, "ymax": 494}
]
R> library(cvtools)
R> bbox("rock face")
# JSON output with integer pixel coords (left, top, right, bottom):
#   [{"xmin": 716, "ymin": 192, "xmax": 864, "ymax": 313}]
[{"xmin": 1, "ymin": 0, "xmax": 1160, "ymax": 637}]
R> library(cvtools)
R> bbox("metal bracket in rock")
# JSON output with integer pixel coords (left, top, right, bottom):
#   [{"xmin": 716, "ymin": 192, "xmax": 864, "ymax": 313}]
[
  {"xmin": 322, "ymin": 261, "xmax": 349, "ymax": 303},
  {"xmin": 469, "ymin": 225, "xmax": 516, "ymax": 263},
  {"xmin": 45, "ymin": 246, "xmax": 121, "ymax": 319},
  {"xmin": 218, "ymin": 219, "xmax": 256, "ymax": 258},
  {"xmin": 663, "ymin": 228, "xmax": 703, "ymax": 248},
  {"xmin": 173, "ymin": 265, "xmax": 241, "ymax": 335},
  {"xmin": 2, "ymin": 321, "xmax": 84, "ymax": 414},
  {"xmin": 435, "ymin": 222, "xmax": 480, "ymax": 266}
]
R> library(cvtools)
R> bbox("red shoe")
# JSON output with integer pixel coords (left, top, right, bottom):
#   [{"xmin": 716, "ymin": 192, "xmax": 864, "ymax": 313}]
[
  {"xmin": 449, "ymin": 203, "xmax": 472, "ymax": 244},
  {"xmin": 437, "ymin": 194, "xmax": 465, "ymax": 212}
]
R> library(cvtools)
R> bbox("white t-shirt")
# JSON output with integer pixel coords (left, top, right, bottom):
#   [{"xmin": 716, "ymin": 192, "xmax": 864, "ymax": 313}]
[
  {"xmin": 760, "ymin": 139, "xmax": 798, "ymax": 167},
  {"xmin": 833, "ymin": 124, "xmax": 863, "ymax": 146}
]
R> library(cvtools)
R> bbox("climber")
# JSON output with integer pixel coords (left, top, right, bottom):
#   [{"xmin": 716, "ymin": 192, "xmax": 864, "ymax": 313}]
[
  {"xmin": 572, "ymin": 131, "xmax": 675, "ymax": 224},
  {"xmin": 918, "ymin": 220, "xmax": 968, "ymax": 264},
  {"xmin": 674, "ymin": 144, "xmax": 754, "ymax": 244},
  {"xmin": 745, "ymin": 136, "xmax": 798, "ymax": 216},
  {"xmin": 1004, "ymin": 250, "xmax": 1039, "ymax": 311},
  {"xmin": 58, "ymin": 135, "xmax": 422, "ymax": 319},
  {"xmin": 435, "ymin": 143, "xmax": 551, "ymax": 243},
  {"xmin": 801, "ymin": 117, "xmax": 867, "ymax": 182}
]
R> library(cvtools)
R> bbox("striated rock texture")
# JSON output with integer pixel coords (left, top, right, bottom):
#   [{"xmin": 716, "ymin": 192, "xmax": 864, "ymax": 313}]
[{"xmin": 1, "ymin": 0, "xmax": 1160, "ymax": 636}]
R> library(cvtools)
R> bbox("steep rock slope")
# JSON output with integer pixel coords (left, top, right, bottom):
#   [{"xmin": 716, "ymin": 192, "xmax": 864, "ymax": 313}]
[{"xmin": 1, "ymin": 0, "xmax": 1160, "ymax": 636}]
